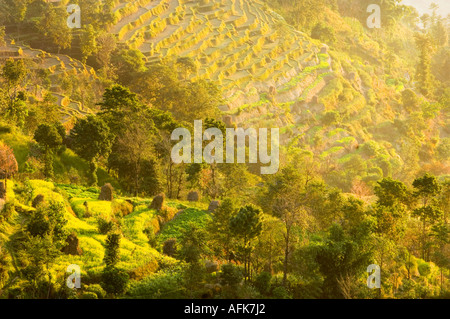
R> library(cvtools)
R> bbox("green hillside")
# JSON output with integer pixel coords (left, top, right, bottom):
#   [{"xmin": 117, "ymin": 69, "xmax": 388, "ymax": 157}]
[{"xmin": 0, "ymin": 0, "xmax": 449, "ymax": 300}]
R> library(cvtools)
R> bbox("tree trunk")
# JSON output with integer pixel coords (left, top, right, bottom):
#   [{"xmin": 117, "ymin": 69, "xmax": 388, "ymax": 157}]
[
  {"xmin": 89, "ymin": 160, "xmax": 98, "ymax": 186},
  {"xmin": 283, "ymin": 222, "xmax": 291, "ymax": 286},
  {"xmin": 134, "ymin": 159, "xmax": 140, "ymax": 197}
]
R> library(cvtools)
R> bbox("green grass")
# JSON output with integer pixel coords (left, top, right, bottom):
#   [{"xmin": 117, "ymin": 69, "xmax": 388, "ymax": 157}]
[{"xmin": 157, "ymin": 208, "xmax": 211, "ymax": 243}]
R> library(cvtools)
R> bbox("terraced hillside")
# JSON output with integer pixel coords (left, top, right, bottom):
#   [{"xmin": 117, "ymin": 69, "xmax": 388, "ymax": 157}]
[
  {"xmin": 0, "ymin": 41, "xmax": 97, "ymax": 122},
  {"xmin": 108, "ymin": 0, "xmax": 333, "ymax": 127}
]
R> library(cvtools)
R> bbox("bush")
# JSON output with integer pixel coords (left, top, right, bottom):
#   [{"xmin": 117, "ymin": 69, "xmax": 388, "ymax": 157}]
[
  {"xmin": 272, "ymin": 286, "xmax": 292, "ymax": 299},
  {"xmin": 0, "ymin": 124, "xmax": 12, "ymax": 134},
  {"xmin": 157, "ymin": 206, "xmax": 178, "ymax": 224},
  {"xmin": 311, "ymin": 22, "xmax": 336, "ymax": 44},
  {"xmin": 219, "ymin": 264, "xmax": 243, "ymax": 286},
  {"xmin": 254, "ymin": 272, "xmax": 272, "ymax": 295},
  {"xmin": 418, "ymin": 263, "xmax": 431, "ymax": 277},
  {"xmin": 85, "ymin": 284, "xmax": 106, "ymax": 299},
  {"xmin": 101, "ymin": 266, "xmax": 130, "ymax": 295},
  {"xmin": 143, "ymin": 225, "xmax": 158, "ymax": 247},
  {"xmin": 127, "ymin": 269, "xmax": 185, "ymax": 298},
  {"xmin": 163, "ymin": 238, "xmax": 177, "ymax": 257},
  {"xmin": 321, "ymin": 111, "xmax": 340, "ymax": 126},
  {"xmin": 0, "ymin": 201, "xmax": 15, "ymax": 221},
  {"xmin": 97, "ymin": 217, "xmax": 115, "ymax": 234},
  {"xmin": 112, "ymin": 200, "xmax": 133, "ymax": 217},
  {"xmin": 80, "ymin": 292, "xmax": 98, "ymax": 299}
]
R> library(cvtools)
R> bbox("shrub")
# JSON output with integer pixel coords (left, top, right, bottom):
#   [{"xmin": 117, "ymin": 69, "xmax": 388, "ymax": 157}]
[
  {"xmin": 31, "ymin": 194, "xmax": 45, "ymax": 208},
  {"xmin": 112, "ymin": 200, "xmax": 133, "ymax": 217},
  {"xmin": 127, "ymin": 269, "xmax": 185, "ymax": 298},
  {"xmin": 129, "ymin": 260, "xmax": 159, "ymax": 281},
  {"xmin": 0, "ymin": 124, "xmax": 11, "ymax": 134},
  {"xmin": 321, "ymin": 111, "xmax": 340, "ymax": 126},
  {"xmin": 0, "ymin": 201, "xmax": 15, "ymax": 221},
  {"xmin": 219, "ymin": 264, "xmax": 243, "ymax": 286},
  {"xmin": 254, "ymin": 272, "xmax": 272, "ymax": 295},
  {"xmin": 311, "ymin": 22, "xmax": 336, "ymax": 44},
  {"xmin": 101, "ymin": 266, "xmax": 130, "ymax": 295},
  {"xmin": 97, "ymin": 217, "xmax": 115, "ymax": 234},
  {"xmin": 163, "ymin": 238, "xmax": 177, "ymax": 257},
  {"xmin": 143, "ymin": 224, "xmax": 158, "ymax": 247},
  {"xmin": 85, "ymin": 284, "xmax": 106, "ymax": 299},
  {"xmin": 272, "ymin": 286, "xmax": 292, "ymax": 299},
  {"xmin": 157, "ymin": 206, "xmax": 177, "ymax": 224},
  {"xmin": 418, "ymin": 263, "xmax": 431, "ymax": 277},
  {"xmin": 80, "ymin": 292, "xmax": 98, "ymax": 299}
]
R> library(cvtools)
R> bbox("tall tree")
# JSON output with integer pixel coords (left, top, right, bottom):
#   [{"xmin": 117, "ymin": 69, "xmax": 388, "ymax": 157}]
[
  {"xmin": 208, "ymin": 198, "xmax": 237, "ymax": 262},
  {"xmin": 34, "ymin": 123, "xmax": 65, "ymax": 178},
  {"xmin": 35, "ymin": 4, "xmax": 72, "ymax": 54},
  {"xmin": 229, "ymin": 205, "xmax": 262, "ymax": 281},
  {"xmin": 0, "ymin": 142, "xmax": 18, "ymax": 194},
  {"xmin": 412, "ymin": 173, "xmax": 443, "ymax": 260},
  {"xmin": 415, "ymin": 33, "xmax": 435, "ymax": 97},
  {"xmin": 69, "ymin": 115, "xmax": 113, "ymax": 186},
  {"xmin": 1, "ymin": 59, "xmax": 28, "ymax": 108},
  {"xmin": 80, "ymin": 24, "xmax": 98, "ymax": 63}
]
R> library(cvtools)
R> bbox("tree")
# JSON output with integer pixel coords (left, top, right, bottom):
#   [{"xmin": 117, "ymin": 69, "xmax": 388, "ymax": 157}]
[
  {"xmin": 229, "ymin": 205, "xmax": 262, "ymax": 281},
  {"xmin": 101, "ymin": 232, "xmax": 129, "ymax": 295},
  {"xmin": 315, "ymin": 224, "xmax": 373, "ymax": 299},
  {"xmin": 415, "ymin": 33, "xmax": 435, "ymax": 97},
  {"xmin": 98, "ymin": 85, "xmax": 143, "ymax": 136},
  {"xmin": 0, "ymin": 142, "xmax": 18, "ymax": 194},
  {"xmin": 80, "ymin": 24, "xmax": 98, "ymax": 63},
  {"xmin": 178, "ymin": 222, "xmax": 210, "ymax": 296},
  {"xmin": 0, "ymin": 26, "xmax": 6, "ymax": 47},
  {"xmin": 70, "ymin": 115, "xmax": 113, "ymax": 186},
  {"xmin": 5, "ymin": 99, "xmax": 28, "ymax": 129},
  {"xmin": 263, "ymin": 166, "xmax": 309, "ymax": 285},
  {"xmin": 412, "ymin": 173, "xmax": 443, "ymax": 260},
  {"xmin": 430, "ymin": 222, "xmax": 450, "ymax": 290},
  {"xmin": 38, "ymin": 92, "xmax": 62, "ymax": 125},
  {"xmin": 95, "ymin": 32, "xmax": 117, "ymax": 77},
  {"xmin": 19, "ymin": 201, "xmax": 68, "ymax": 298},
  {"xmin": 103, "ymin": 233, "xmax": 120, "ymax": 267},
  {"xmin": 111, "ymin": 122, "xmax": 156, "ymax": 196},
  {"xmin": 1, "ymin": 58, "xmax": 27, "ymax": 108},
  {"xmin": 311, "ymin": 22, "xmax": 336, "ymax": 44},
  {"xmin": 436, "ymin": 138, "xmax": 450, "ymax": 163},
  {"xmin": 34, "ymin": 123, "xmax": 65, "ymax": 178},
  {"xmin": 374, "ymin": 178, "xmax": 410, "ymax": 207},
  {"xmin": 178, "ymin": 222, "xmax": 209, "ymax": 264},
  {"xmin": 432, "ymin": 19, "xmax": 448, "ymax": 47},
  {"xmin": 176, "ymin": 57, "xmax": 197, "ymax": 81},
  {"xmin": 401, "ymin": 89, "xmax": 420, "ymax": 111},
  {"xmin": 208, "ymin": 198, "xmax": 237, "ymax": 262},
  {"xmin": 35, "ymin": 4, "xmax": 72, "ymax": 54},
  {"xmin": 111, "ymin": 48, "xmax": 147, "ymax": 85},
  {"xmin": 98, "ymin": 85, "xmax": 163, "ymax": 194}
]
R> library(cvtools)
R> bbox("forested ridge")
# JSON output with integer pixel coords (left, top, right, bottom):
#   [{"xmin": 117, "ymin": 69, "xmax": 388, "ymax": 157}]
[{"xmin": 0, "ymin": 0, "xmax": 448, "ymax": 299}]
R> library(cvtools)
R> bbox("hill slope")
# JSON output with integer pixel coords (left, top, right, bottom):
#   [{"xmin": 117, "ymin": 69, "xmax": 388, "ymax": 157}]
[{"xmin": 108, "ymin": 0, "xmax": 333, "ymax": 123}]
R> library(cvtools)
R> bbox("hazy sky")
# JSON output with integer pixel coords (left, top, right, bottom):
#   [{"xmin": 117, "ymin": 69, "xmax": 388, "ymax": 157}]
[{"xmin": 401, "ymin": 0, "xmax": 450, "ymax": 17}]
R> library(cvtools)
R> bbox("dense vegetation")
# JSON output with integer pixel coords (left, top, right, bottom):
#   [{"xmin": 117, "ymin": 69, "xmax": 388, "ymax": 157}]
[{"xmin": 0, "ymin": 0, "xmax": 449, "ymax": 299}]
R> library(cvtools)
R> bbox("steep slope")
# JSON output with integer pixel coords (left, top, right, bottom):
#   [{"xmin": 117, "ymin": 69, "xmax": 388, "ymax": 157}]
[
  {"xmin": 108, "ymin": 0, "xmax": 334, "ymax": 126},
  {"xmin": 0, "ymin": 41, "xmax": 99, "ymax": 122}
]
